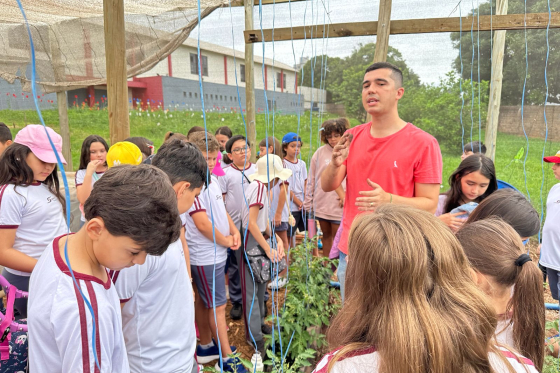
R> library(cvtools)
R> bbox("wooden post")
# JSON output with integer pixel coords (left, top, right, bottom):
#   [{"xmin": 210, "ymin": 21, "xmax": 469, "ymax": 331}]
[
  {"xmin": 367, "ymin": 0, "xmax": 392, "ymax": 123},
  {"xmin": 245, "ymin": 0, "xmax": 257, "ymax": 162},
  {"xmin": 485, "ymin": 0, "xmax": 508, "ymax": 161},
  {"xmin": 57, "ymin": 92, "xmax": 73, "ymax": 170},
  {"xmin": 49, "ymin": 29, "xmax": 73, "ymax": 171},
  {"xmin": 103, "ymin": 0, "xmax": 130, "ymax": 144},
  {"xmin": 373, "ymin": 0, "xmax": 393, "ymax": 63}
]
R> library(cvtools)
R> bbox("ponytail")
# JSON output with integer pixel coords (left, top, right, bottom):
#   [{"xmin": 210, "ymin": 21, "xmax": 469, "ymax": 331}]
[{"xmin": 510, "ymin": 256, "xmax": 545, "ymax": 371}]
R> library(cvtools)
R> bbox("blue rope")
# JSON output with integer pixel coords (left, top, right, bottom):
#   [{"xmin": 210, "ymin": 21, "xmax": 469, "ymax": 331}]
[
  {"xmin": 476, "ymin": 1, "xmax": 482, "ymax": 150},
  {"xmin": 460, "ymin": 5, "xmax": 465, "ymax": 152},
  {"xmin": 469, "ymin": 1, "xmax": 475, "ymax": 144},
  {"xmin": 14, "ymin": 0, "xmax": 101, "ymax": 370},
  {"xmin": 520, "ymin": 0, "xmax": 531, "ymax": 201}
]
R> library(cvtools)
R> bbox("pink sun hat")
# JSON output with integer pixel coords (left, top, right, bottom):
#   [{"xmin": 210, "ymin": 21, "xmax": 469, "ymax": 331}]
[
  {"xmin": 212, "ymin": 151, "xmax": 226, "ymax": 177},
  {"xmin": 14, "ymin": 124, "xmax": 67, "ymax": 164}
]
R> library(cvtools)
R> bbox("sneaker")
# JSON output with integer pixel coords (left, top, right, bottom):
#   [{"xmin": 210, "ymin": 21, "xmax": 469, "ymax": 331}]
[
  {"xmin": 230, "ymin": 302, "xmax": 243, "ymax": 320},
  {"xmin": 212, "ymin": 339, "xmax": 236, "ymax": 353},
  {"xmin": 267, "ymin": 276, "xmax": 288, "ymax": 290},
  {"xmin": 196, "ymin": 343, "xmax": 220, "ymax": 364},
  {"xmin": 261, "ymin": 324, "xmax": 272, "ymax": 335},
  {"xmin": 215, "ymin": 357, "xmax": 248, "ymax": 373}
]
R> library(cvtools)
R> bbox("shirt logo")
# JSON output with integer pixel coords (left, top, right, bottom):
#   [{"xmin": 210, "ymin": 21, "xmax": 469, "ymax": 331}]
[
  {"xmin": 394, "ymin": 161, "xmax": 398, "ymax": 168},
  {"xmin": 46, "ymin": 196, "xmax": 55, "ymax": 203}
]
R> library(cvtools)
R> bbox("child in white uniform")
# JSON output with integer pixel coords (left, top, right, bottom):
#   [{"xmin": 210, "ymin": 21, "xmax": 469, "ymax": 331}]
[
  {"xmin": 114, "ymin": 140, "xmax": 208, "ymax": 373},
  {"xmin": 28, "ymin": 164, "xmax": 182, "ymax": 373},
  {"xmin": 0, "ymin": 124, "xmax": 67, "ymax": 317}
]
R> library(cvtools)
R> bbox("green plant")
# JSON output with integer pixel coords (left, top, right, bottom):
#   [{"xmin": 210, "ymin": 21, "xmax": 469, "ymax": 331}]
[{"xmin": 265, "ymin": 239, "xmax": 340, "ymax": 366}]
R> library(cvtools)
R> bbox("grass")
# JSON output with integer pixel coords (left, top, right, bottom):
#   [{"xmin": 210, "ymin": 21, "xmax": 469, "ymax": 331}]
[{"xmin": 2, "ymin": 107, "xmax": 558, "ymax": 214}]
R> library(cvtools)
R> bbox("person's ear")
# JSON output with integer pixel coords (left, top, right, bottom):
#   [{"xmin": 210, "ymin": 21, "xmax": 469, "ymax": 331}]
[
  {"xmin": 173, "ymin": 181, "xmax": 191, "ymax": 199},
  {"xmin": 6, "ymin": 140, "xmax": 12, "ymax": 147},
  {"xmin": 86, "ymin": 218, "xmax": 105, "ymax": 241},
  {"xmin": 396, "ymin": 87, "xmax": 405, "ymax": 99}
]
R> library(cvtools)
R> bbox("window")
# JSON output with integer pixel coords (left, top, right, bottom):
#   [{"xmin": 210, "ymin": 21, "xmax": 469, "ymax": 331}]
[
  {"xmin": 205, "ymin": 94, "xmax": 208, "ymax": 100},
  {"xmin": 276, "ymin": 72, "xmax": 286, "ymax": 89},
  {"xmin": 195, "ymin": 92, "xmax": 198, "ymax": 98},
  {"xmin": 220, "ymin": 95, "xmax": 223, "ymax": 100},
  {"xmin": 189, "ymin": 92, "xmax": 192, "ymax": 98},
  {"xmin": 240, "ymin": 64, "xmax": 246, "ymax": 83},
  {"xmin": 190, "ymin": 53, "xmax": 208, "ymax": 76},
  {"xmin": 211, "ymin": 94, "xmax": 214, "ymax": 100},
  {"xmin": 183, "ymin": 92, "xmax": 186, "ymax": 98}
]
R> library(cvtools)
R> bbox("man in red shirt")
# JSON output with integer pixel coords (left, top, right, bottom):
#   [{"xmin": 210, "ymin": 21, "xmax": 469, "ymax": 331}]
[{"xmin": 321, "ymin": 62, "xmax": 442, "ymax": 301}]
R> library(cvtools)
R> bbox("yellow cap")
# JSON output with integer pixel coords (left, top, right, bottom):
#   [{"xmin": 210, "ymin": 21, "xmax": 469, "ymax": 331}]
[{"xmin": 106, "ymin": 141, "xmax": 143, "ymax": 168}]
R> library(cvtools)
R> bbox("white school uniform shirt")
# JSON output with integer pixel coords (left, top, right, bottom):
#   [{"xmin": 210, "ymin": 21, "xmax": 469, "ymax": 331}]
[
  {"xmin": 218, "ymin": 163, "xmax": 256, "ymax": 228},
  {"xmin": 241, "ymin": 180, "xmax": 270, "ymax": 232},
  {"xmin": 283, "ymin": 158, "xmax": 307, "ymax": 211},
  {"xmin": 270, "ymin": 181, "xmax": 290, "ymax": 223},
  {"xmin": 0, "ymin": 183, "xmax": 67, "ymax": 276},
  {"xmin": 496, "ymin": 318, "xmax": 515, "ymax": 350},
  {"xmin": 28, "ymin": 235, "xmax": 129, "ymax": 373},
  {"xmin": 184, "ymin": 175, "xmax": 230, "ymax": 266},
  {"xmin": 75, "ymin": 170, "xmax": 105, "ymax": 222},
  {"xmin": 541, "ymin": 183, "xmax": 560, "ymax": 271},
  {"xmin": 312, "ymin": 346, "xmax": 538, "ymax": 373},
  {"xmin": 113, "ymin": 239, "xmax": 195, "ymax": 373}
]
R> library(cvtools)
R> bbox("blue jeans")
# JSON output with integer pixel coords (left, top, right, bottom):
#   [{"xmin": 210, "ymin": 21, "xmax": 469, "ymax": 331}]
[
  {"xmin": 547, "ymin": 267, "xmax": 560, "ymax": 301},
  {"xmin": 338, "ymin": 251, "xmax": 347, "ymax": 303}
]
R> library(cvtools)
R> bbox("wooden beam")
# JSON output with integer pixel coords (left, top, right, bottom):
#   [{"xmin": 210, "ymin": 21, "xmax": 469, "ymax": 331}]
[
  {"xmin": 244, "ymin": 12, "xmax": 560, "ymax": 43},
  {"xmin": 245, "ymin": 0, "xmax": 257, "ymax": 163},
  {"xmin": 485, "ymin": 0, "xmax": 508, "ymax": 161},
  {"xmin": 373, "ymin": 0, "xmax": 392, "ymax": 63},
  {"xmin": 229, "ymin": 0, "xmax": 306, "ymax": 6},
  {"xmin": 103, "ymin": 0, "xmax": 130, "ymax": 145}
]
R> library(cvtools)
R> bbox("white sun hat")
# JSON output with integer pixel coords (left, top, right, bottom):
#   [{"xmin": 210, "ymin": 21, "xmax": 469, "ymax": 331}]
[{"xmin": 250, "ymin": 154, "xmax": 292, "ymax": 183}]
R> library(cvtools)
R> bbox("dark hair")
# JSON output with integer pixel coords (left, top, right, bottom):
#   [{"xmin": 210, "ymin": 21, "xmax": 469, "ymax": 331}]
[
  {"xmin": 224, "ymin": 135, "xmax": 249, "ymax": 165},
  {"xmin": 365, "ymin": 62, "xmax": 403, "ymax": 88},
  {"xmin": 0, "ymin": 143, "xmax": 65, "ymax": 213},
  {"xmin": 320, "ymin": 118, "xmax": 350, "ymax": 145},
  {"xmin": 463, "ymin": 141, "xmax": 487, "ymax": 155},
  {"xmin": 164, "ymin": 131, "xmax": 188, "ymax": 143},
  {"xmin": 78, "ymin": 135, "xmax": 109, "ymax": 170},
  {"xmin": 124, "ymin": 137, "xmax": 153, "ymax": 158},
  {"xmin": 187, "ymin": 126, "xmax": 205, "ymax": 139},
  {"xmin": 282, "ymin": 136, "xmax": 303, "ymax": 158},
  {"xmin": 215, "ymin": 126, "xmax": 233, "ymax": 139},
  {"xmin": 466, "ymin": 189, "xmax": 540, "ymax": 238},
  {"xmin": 188, "ymin": 131, "xmax": 220, "ymax": 154},
  {"xmin": 84, "ymin": 164, "xmax": 181, "ymax": 256},
  {"xmin": 152, "ymin": 139, "xmax": 207, "ymax": 189},
  {"xmin": 0, "ymin": 122, "xmax": 12, "ymax": 143},
  {"xmin": 259, "ymin": 137, "xmax": 282, "ymax": 158},
  {"xmin": 456, "ymin": 219, "xmax": 545, "ymax": 370},
  {"xmin": 443, "ymin": 154, "xmax": 497, "ymax": 214}
]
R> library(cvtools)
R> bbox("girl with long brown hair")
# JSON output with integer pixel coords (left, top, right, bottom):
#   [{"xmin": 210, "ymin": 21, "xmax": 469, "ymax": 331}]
[
  {"xmin": 313, "ymin": 204, "xmax": 537, "ymax": 373},
  {"xmin": 457, "ymin": 219, "xmax": 545, "ymax": 371}
]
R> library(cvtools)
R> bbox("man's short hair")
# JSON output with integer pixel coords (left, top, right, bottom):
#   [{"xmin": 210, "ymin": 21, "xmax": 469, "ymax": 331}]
[
  {"xmin": 225, "ymin": 135, "xmax": 249, "ymax": 154},
  {"xmin": 463, "ymin": 141, "xmax": 486, "ymax": 155},
  {"xmin": 0, "ymin": 123, "xmax": 12, "ymax": 143},
  {"xmin": 365, "ymin": 62, "xmax": 403, "ymax": 88},
  {"xmin": 188, "ymin": 131, "xmax": 220, "ymax": 154},
  {"xmin": 84, "ymin": 164, "xmax": 181, "ymax": 256},
  {"xmin": 151, "ymin": 139, "xmax": 207, "ymax": 189}
]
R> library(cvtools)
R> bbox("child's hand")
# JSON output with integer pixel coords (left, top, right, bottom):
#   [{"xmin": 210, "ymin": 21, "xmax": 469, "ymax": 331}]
[
  {"xmin": 273, "ymin": 214, "xmax": 282, "ymax": 226},
  {"xmin": 231, "ymin": 231, "xmax": 241, "ymax": 250},
  {"xmin": 438, "ymin": 212, "xmax": 466, "ymax": 232},
  {"xmin": 338, "ymin": 195, "xmax": 345, "ymax": 208},
  {"xmin": 225, "ymin": 235, "xmax": 235, "ymax": 249},
  {"xmin": 267, "ymin": 249, "xmax": 284, "ymax": 263},
  {"xmin": 86, "ymin": 160, "xmax": 102, "ymax": 175}
]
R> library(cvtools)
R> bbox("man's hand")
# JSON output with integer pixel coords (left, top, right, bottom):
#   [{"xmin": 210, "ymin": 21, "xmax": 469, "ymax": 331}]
[
  {"xmin": 355, "ymin": 179, "xmax": 390, "ymax": 211},
  {"xmin": 331, "ymin": 132, "xmax": 353, "ymax": 168}
]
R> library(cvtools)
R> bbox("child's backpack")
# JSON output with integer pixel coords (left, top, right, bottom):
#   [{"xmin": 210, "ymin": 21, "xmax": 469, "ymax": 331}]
[{"xmin": 0, "ymin": 276, "xmax": 29, "ymax": 373}]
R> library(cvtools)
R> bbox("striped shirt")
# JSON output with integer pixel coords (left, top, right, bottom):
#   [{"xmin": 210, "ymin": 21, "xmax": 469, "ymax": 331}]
[{"xmin": 28, "ymin": 235, "xmax": 129, "ymax": 373}]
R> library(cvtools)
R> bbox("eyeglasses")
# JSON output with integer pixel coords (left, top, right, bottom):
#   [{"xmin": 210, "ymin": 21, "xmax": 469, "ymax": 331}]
[{"xmin": 232, "ymin": 147, "xmax": 248, "ymax": 154}]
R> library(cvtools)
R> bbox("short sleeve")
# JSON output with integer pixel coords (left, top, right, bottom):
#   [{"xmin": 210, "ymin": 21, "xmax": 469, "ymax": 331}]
[
  {"xmin": 113, "ymin": 262, "xmax": 152, "ymax": 302},
  {"xmin": 75, "ymin": 170, "xmax": 86, "ymax": 187},
  {"xmin": 0, "ymin": 186, "xmax": 24, "ymax": 228},
  {"xmin": 249, "ymin": 183, "xmax": 265, "ymax": 209},
  {"xmin": 187, "ymin": 196, "xmax": 207, "ymax": 216},
  {"xmin": 218, "ymin": 173, "xmax": 228, "ymax": 194},
  {"xmin": 413, "ymin": 136, "xmax": 443, "ymax": 184},
  {"xmin": 301, "ymin": 161, "xmax": 308, "ymax": 181}
]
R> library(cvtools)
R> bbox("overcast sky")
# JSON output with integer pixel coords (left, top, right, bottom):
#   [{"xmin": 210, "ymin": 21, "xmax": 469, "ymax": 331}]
[{"xmin": 192, "ymin": 0, "xmax": 483, "ymax": 85}]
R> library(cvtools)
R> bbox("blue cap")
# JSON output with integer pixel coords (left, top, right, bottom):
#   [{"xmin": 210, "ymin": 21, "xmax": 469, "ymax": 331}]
[{"xmin": 282, "ymin": 132, "xmax": 302, "ymax": 144}]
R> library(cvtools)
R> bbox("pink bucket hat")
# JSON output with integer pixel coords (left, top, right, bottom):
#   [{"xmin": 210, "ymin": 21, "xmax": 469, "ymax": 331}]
[
  {"xmin": 14, "ymin": 124, "xmax": 67, "ymax": 164},
  {"xmin": 212, "ymin": 151, "xmax": 226, "ymax": 177}
]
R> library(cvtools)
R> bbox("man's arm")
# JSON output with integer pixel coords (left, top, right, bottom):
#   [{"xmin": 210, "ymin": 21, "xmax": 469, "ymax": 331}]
[{"xmin": 355, "ymin": 180, "xmax": 440, "ymax": 213}]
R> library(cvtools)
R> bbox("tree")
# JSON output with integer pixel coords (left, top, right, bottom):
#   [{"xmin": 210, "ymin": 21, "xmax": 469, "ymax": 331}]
[
  {"xmin": 299, "ymin": 43, "xmax": 421, "ymax": 121},
  {"xmin": 450, "ymin": 0, "xmax": 560, "ymax": 105}
]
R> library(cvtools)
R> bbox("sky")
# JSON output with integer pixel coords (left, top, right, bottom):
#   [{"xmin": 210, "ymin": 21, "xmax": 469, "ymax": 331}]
[{"xmin": 192, "ymin": 0, "xmax": 484, "ymax": 85}]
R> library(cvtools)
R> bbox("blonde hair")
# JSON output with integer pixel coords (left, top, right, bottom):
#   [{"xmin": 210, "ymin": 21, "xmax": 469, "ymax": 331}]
[
  {"xmin": 164, "ymin": 131, "xmax": 188, "ymax": 143},
  {"xmin": 457, "ymin": 219, "xmax": 545, "ymax": 371},
  {"xmin": 327, "ymin": 204, "xmax": 518, "ymax": 373},
  {"xmin": 188, "ymin": 131, "xmax": 220, "ymax": 153}
]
